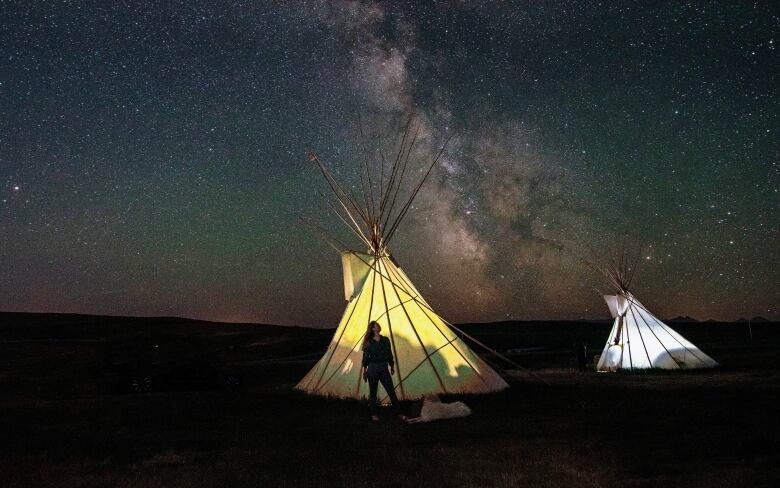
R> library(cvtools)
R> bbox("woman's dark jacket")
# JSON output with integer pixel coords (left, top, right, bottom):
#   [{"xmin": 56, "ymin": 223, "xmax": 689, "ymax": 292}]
[{"xmin": 362, "ymin": 336, "xmax": 395, "ymax": 368}]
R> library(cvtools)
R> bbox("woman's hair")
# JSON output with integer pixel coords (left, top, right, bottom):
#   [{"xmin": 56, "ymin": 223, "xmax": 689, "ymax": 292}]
[{"xmin": 364, "ymin": 321, "xmax": 380, "ymax": 347}]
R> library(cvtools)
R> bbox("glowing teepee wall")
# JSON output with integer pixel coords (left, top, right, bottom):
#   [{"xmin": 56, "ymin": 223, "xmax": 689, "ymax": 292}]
[
  {"xmin": 596, "ymin": 294, "xmax": 719, "ymax": 372},
  {"xmin": 296, "ymin": 252, "xmax": 508, "ymax": 399}
]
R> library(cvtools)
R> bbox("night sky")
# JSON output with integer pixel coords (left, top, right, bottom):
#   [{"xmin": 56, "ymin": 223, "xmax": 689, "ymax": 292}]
[{"xmin": 1, "ymin": 2, "xmax": 777, "ymax": 326}]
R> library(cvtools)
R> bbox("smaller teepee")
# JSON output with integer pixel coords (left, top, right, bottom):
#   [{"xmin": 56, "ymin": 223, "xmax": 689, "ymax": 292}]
[{"xmin": 592, "ymin": 245, "xmax": 718, "ymax": 372}]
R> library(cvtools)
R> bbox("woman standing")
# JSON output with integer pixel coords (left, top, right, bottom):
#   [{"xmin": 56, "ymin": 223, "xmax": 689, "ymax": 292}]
[{"xmin": 362, "ymin": 321, "xmax": 405, "ymax": 422}]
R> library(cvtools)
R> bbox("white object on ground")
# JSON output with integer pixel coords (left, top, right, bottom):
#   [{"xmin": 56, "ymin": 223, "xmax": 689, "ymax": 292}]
[{"xmin": 407, "ymin": 395, "xmax": 471, "ymax": 423}]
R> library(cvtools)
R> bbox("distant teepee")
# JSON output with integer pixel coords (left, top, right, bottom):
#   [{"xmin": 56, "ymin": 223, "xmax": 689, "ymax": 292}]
[
  {"xmin": 592, "ymin": 244, "xmax": 718, "ymax": 372},
  {"xmin": 296, "ymin": 116, "xmax": 508, "ymax": 399}
]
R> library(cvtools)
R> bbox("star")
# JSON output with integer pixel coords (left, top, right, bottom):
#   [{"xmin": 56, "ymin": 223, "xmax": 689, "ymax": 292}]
[{"xmin": 0, "ymin": 1, "xmax": 774, "ymax": 324}]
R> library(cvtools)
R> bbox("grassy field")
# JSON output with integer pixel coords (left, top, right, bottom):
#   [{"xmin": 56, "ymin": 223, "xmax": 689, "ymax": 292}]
[{"xmin": 1, "ymin": 313, "xmax": 778, "ymax": 487}]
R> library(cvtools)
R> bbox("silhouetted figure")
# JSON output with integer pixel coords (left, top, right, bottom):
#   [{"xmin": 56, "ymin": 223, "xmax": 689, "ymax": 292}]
[
  {"xmin": 575, "ymin": 339, "xmax": 588, "ymax": 372},
  {"xmin": 362, "ymin": 321, "xmax": 405, "ymax": 422}
]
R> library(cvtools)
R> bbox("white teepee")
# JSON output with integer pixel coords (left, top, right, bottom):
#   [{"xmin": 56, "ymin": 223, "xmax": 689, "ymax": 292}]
[
  {"xmin": 593, "ymin": 245, "xmax": 718, "ymax": 372},
  {"xmin": 296, "ymin": 117, "xmax": 508, "ymax": 399},
  {"xmin": 597, "ymin": 292, "xmax": 719, "ymax": 371}
]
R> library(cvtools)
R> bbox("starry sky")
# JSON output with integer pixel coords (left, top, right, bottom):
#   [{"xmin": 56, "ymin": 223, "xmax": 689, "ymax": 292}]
[{"xmin": 1, "ymin": 1, "xmax": 777, "ymax": 326}]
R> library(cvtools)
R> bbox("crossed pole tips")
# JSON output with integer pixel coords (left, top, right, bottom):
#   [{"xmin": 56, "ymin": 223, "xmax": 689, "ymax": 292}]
[{"xmin": 298, "ymin": 116, "xmax": 548, "ymax": 389}]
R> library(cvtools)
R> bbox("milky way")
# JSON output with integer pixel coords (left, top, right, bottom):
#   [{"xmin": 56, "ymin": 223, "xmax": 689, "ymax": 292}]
[{"xmin": 0, "ymin": 2, "xmax": 777, "ymax": 326}]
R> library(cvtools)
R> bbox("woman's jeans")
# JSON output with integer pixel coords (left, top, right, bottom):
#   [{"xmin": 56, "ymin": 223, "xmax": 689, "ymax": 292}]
[{"xmin": 367, "ymin": 362, "xmax": 401, "ymax": 415}]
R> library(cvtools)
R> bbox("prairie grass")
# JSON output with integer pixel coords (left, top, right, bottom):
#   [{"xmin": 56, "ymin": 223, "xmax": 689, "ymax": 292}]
[{"xmin": 1, "ymin": 314, "xmax": 778, "ymax": 487}]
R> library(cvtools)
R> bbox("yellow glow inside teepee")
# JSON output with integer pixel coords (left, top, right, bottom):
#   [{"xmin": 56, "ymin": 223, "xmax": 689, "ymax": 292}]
[{"xmin": 296, "ymin": 252, "xmax": 508, "ymax": 400}]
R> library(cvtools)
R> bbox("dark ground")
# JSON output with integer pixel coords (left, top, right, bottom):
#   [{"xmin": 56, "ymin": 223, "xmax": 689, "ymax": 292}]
[{"xmin": 0, "ymin": 312, "xmax": 778, "ymax": 487}]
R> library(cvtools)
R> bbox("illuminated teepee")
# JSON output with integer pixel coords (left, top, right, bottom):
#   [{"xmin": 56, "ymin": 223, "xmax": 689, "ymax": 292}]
[
  {"xmin": 296, "ymin": 117, "xmax": 508, "ymax": 400},
  {"xmin": 593, "ymin": 246, "xmax": 718, "ymax": 372}
]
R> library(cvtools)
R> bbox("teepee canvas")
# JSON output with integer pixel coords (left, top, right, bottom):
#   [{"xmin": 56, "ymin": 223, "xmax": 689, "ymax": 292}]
[
  {"xmin": 593, "ymin": 246, "xmax": 718, "ymax": 372},
  {"xmin": 598, "ymin": 292, "xmax": 719, "ymax": 371},
  {"xmin": 296, "ymin": 117, "xmax": 508, "ymax": 399}
]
